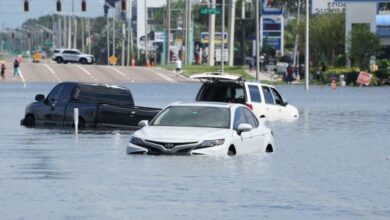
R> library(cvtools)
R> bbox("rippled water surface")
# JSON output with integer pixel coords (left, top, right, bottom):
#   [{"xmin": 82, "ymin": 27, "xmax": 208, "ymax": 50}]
[{"xmin": 1, "ymin": 83, "xmax": 389, "ymax": 220}]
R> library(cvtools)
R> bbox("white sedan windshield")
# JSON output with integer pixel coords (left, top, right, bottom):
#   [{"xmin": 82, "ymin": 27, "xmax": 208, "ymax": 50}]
[{"xmin": 150, "ymin": 106, "xmax": 230, "ymax": 129}]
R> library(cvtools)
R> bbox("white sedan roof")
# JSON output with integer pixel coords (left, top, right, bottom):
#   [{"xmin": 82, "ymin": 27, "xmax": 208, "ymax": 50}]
[{"xmin": 169, "ymin": 101, "xmax": 244, "ymax": 109}]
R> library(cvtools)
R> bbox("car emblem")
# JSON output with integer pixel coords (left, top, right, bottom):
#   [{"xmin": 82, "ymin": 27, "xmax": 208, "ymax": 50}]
[{"xmin": 164, "ymin": 143, "xmax": 175, "ymax": 149}]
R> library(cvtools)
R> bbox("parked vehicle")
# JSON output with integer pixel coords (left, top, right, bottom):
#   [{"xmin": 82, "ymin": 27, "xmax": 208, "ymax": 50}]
[
  {"xmin": 21, "ymin": 82, "xmax": 160, "ymax": 129},
  {"xmin": 127, "ymin": 102, "xmax": 275, "ymax": 156},
  {"xmin": 51, "ymin": 49, "xmax": 94, "ymax": 64},
  {"xmin": 191, "ymin": 73, "xmax": 299, "ymax": 121}
]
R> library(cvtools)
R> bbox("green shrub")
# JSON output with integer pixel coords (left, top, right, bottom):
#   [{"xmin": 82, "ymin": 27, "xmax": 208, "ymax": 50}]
[{"xmin": 324, "ymin": 67, "xmax": 360, "ymax": 85}]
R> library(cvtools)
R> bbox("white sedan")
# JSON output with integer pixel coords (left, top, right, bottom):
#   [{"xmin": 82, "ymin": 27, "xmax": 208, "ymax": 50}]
[{"xmin": 127, "ymin": 102, "xmax": 275, "ymax": 156}]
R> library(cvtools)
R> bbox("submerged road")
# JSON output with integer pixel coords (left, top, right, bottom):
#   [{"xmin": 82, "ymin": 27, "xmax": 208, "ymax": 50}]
[{"xmin": 0, "ymin": 61, "xmax": 191, "ymax": 84}]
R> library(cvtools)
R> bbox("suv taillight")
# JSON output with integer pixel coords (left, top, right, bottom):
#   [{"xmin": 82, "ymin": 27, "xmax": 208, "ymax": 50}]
[{"xmin": 246, "ymin": 103, "xmax": 253, "ymax": 110}]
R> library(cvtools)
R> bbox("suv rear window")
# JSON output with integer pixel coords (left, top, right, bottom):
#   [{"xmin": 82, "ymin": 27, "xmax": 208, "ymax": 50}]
[
  {"xmin": 73, "ymin": 85, "xmax": 134, "ymax": 106},
  {"xmin": 198, "ymin": 83, "xmax": 245, "ymax": 104}
]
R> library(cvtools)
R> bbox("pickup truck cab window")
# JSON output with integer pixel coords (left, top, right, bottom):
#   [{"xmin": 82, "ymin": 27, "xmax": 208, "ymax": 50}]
[
  {"xmin": 248, "ymin": 85, "xmax": 261, "ymax": 103},
  {"xmin": 47, "ymin": 84, "xmax": 65, "ymax": 103}
]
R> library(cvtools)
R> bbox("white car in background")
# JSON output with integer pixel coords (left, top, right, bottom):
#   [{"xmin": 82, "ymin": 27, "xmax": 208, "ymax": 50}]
[
  {"xmin": 127, "ymin": 102, "xmax": 275, "ymax": 156},
  {"xmin": 51, "ymin": 49, "xmax": 94, "ymax": 64},
  {"xmin": 191, "ymin": 73, "xmax": 299, "ymax": 121}
]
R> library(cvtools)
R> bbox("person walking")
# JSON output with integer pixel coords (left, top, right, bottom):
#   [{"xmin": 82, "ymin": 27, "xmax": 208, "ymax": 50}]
[
  {"xmin": 13, "ymin": 59, "xmax": 20, "ymax": 77},
  {"xmin": 285, "ymin": 64, "xmax": 294, "ymax": 84},
  {"xmin": 1, "ymin": 63, "xmax": 6, "ymax": 80},
  {"xmin": 175, "ymin": 58, "xmax": 182, "ymax": 75}
]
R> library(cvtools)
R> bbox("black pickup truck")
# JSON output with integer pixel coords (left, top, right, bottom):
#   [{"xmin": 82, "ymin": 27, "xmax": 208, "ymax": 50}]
[{"xmin": 21, "ymin": 82, "xmax": 161, "ymax": 129}]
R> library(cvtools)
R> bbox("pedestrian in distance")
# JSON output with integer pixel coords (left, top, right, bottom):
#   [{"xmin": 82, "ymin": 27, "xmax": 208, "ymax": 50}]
[
  {"xmin": 150, "ymin": 53, "xmax": 156, "ymax": 68},
  {"xmin": 13, "ymin": 59, "xmax": 20, "ymax": 77},
  {"xmin": 248, "ymin": 57, "xmax": 254, "ymax": 72},
  {"xmin": 285, "ymin": 64, "xmax": 294, "ymax": 84},
  {"xmin": 1, "ymin": 63, "xmax": 6, "ymax": 80},
  {"xmin": 175, "ymin": 58, "xmax": 182, "ymax": 75}
]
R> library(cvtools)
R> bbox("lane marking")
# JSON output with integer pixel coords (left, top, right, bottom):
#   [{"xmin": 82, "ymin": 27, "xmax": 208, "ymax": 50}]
[
  {"xmin": 77, "ymin": 65, "xmax": 98, "ymax": 82},
  {"xmin": 19, "ymin": 69, "xmax": 27, "ymax": 87},
  {"xmin": 107, "ymin": 66, "xmax": 133, "ymax": 82},
  {"xmin": 148, "ymin": 68, "xmax": 176, "ymax": 83},
  {"xmin": 44, "ymin": 64, "xmax": 62, "ymax": 82},
  {"xmin": 156, "ymin": 67, "xmax": 190, "ymax": 81}
]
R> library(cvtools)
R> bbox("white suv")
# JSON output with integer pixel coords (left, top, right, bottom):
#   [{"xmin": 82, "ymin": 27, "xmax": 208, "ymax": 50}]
[
  {"xmin": 191, "ymin": 73, "xmax": 299, "ymax": 121},
  {"xmin": 52, "ymin": 49, "xmax": 94, "ymax": 64}
]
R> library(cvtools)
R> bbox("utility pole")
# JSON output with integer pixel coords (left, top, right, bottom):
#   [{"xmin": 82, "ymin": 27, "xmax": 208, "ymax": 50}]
[
  {"xmin": 208, "ymin": 0, "xmax": 216, "ymax": 66},
  {"xmin": 74, "ymin": 18, "xmax": 77, "ymax": 49},
  {"xmin": 107, "ymin": 13, "xmax": 110, "ymax": 63},
  {"xmin": 113, "ymin": 6, "xmax": 116, "ymax": 59},
  {"xmin": 121, "ymin": 21, "xmax": 125, "ymax": 66},
  {"xmin": 186, "ymin": 0, "xmax": 192, "ymax": 65},
  {"xmin": 82, "ymin": 18, "xmax": 85, "ymax": 53},
  {"xmin": 88, "ymin": 18, "xmax": 91, "ymax": 54},
  {"xmin": 227, "ymin": 0, "xmax": 236, "ymax": 67},
  {"xmin": 144, "ymin": 0, "xmax": 147, "ymax": 65},
  {"xmin": 305, "ymin": 0, "xmax": 309, "ymax": 90},
  {"xmin": 221, "ymin": 0, "xmax": 225, "ymax": 74},
  {"xmin": 293, "ymin": 0, "xmax": 301, "ymax": 67},
  {"xmin": 127, "ymin": 0, "xmax": 132, "ymax": 66},
  {"xmin": 68, "ymin": 15, "xmax": 71, "ymax": 48},
  {"xmin": 167, "ymin": 0, "xmax": 171, "ymax": 65},
  {"xmin": 255, "ymin": 0, "xmax": 260, "ymax": 80}
]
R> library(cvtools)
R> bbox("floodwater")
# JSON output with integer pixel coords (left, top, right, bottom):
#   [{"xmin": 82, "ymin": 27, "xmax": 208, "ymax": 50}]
[{"xmin": 0, "ymin": 82, "xmax": 389, "ymax": 220}]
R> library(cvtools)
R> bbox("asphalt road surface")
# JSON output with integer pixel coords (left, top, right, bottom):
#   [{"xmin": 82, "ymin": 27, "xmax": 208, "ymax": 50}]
[{"xmin": 0, "ymin": 61, "xmax": 191, "ymax": 84}]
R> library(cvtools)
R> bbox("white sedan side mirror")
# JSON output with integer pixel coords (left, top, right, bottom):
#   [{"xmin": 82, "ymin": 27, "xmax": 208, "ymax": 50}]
[
  {"xmin": 138, "ymin": 120, "xmax": 149, "ymax": 128},
  {"xmin": 237, "ymin": 123, "xmax": 252, "ymax": 135}
]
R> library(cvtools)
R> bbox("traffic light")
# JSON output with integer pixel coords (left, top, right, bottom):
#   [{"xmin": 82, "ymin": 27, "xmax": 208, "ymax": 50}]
[
  {"xmin": 81, "ymin": 0, "xmax": 87, "ymax": 12},
  {"xmin": 56, "ymin": 0, "xmax": 62, "ymax": 12},
  {"xmin": 11, "ymin": 33, "xmax": 14, "ymax": 39},
  {"xmin": 27, "ymin": 33, "xmax": 31, "ymax": 39},
  {"xmin": 121, "ymin": 0, "xmax": 126, "ymax": 11},
  {"xmin": 24, "ymin": 0, "xmax": 29, "ymax": 12},
  {"xmin": 104, "ymin": 4, "xmax": 109, "ymax": 17}
]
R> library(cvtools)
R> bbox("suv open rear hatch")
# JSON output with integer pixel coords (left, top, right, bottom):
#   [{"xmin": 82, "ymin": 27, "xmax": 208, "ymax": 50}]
[{"xmin": 190, "ymin": 73, "xmax": 244, "ymax": 82}]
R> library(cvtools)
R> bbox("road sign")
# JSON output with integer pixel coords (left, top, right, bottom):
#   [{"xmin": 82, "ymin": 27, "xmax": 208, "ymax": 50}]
[
  {"xmin": 357, "ymin": 71, "xmax": 372, "ymax": 85},
  {"xmin": 199, "ymin": 7, "xmax": 221, "ymax": 15},
  {"xmin": 33, "ymin": 53, "xmax": 42, "ymax": 62},
  {"xmin": 109, "ymin": 55, "xmax": 118, "ymax": 65}
]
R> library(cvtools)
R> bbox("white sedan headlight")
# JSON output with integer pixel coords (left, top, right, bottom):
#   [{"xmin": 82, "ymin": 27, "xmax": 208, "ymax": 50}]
[
  {"xmin": 130, "ymin": 136, "xmax": 144, "ymax": 146},
  {"xmin": 197, "ymin": 139, "xmax": 225, "ymax": 148}
]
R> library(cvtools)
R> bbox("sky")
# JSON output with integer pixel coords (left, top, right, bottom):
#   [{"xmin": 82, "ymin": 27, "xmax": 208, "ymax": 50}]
[{"xmin": 0, "ymin": 0, "xmax": 109, "ymax": 29}]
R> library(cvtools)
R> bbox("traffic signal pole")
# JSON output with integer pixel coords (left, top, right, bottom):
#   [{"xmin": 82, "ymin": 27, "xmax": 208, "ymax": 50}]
[
  {"xmin": 227, "ymin": 0, "xmax": 236, "ymax": 67},
  {"xmin": 255, "ymin": 0, "xmax": 260, "ymax": 80},
  {"xmin": 208, "ymin": 0, "xmax": 216, "ymax": 66}
]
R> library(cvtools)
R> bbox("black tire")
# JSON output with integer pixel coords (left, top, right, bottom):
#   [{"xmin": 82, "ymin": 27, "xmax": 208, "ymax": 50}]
[
  {"xmin": 79, "ymin": 58, "xmax": 87, "ymax": 65},
  {"xmin": 228, "ymin": 146, "xmax": 236, "ymax": 156},
  {"xmin": 56, "ymin": 57, "xmax": 63, "ymax": 64},
  {"xmin": 24, "ymin": 115, "xmax": 35, "ymax": 127}
]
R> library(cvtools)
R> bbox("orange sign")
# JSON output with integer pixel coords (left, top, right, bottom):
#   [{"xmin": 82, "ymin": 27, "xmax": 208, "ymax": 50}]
[
  {"xmin": 357, "ymin": 71, "xmax": 372, "ymax": 86},
  {"xmin": 109, "ymin": 55, "xmax": 118, "ymax": 65},
  {"xmin": 33, "ymin": 53, "xmax": 42, "ymax": 61}
]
